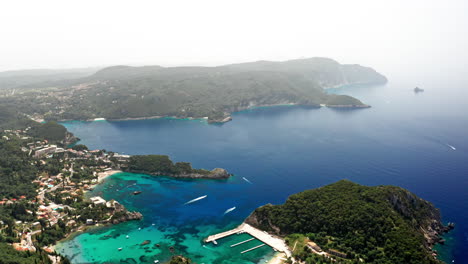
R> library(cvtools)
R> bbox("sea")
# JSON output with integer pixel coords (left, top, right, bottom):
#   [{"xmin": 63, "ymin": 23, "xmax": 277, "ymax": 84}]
[{"xmin": 57, "ymin": 76, "xmax": 468, "ymax": 264}]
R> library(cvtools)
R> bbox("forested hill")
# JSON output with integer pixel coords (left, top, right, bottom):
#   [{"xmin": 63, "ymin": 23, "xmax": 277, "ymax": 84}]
[
  {"xmin": 1, "ymin": 58, "xmax": 387, "ymax": 123},
  {"xmin": 245, "ymin": 180, "xmax": 450, "ymax": 264}
]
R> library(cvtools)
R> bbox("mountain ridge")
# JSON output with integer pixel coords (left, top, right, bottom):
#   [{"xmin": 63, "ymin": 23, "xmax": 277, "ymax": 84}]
[{"xmin": 0, "ymin": 57, "xmax": 387, "ymax": 123}]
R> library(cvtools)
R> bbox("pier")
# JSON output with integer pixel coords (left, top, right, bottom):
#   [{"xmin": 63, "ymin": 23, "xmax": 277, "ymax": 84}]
[
  {"xmin": 241, "ymin": 243, "xmax": 265, "ymax": 254},
  {"xmin": 205, "ymin": 223, "xmax": 292, "ymax": 257},
  {"xmin": 230, "ymin": 238, "xmax": 255, "ymax": 247}
]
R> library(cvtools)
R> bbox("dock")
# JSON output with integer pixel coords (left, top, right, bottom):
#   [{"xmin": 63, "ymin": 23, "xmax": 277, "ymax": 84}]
[
  {"xmin": 241, "ymin": 243, "xmax": 265, "ymax": 254},
  {"xmin": 205, "ymin": 223, "xmax": 292, "ymax": 257},
  {"xmin": 230, "ymin": 238, "xmax": 255, "ymax": 247}
]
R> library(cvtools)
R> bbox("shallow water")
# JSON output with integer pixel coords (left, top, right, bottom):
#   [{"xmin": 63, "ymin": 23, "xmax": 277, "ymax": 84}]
[{"xmin": 59, "ymin": 77, "xmax": 468, "ymax": 263}]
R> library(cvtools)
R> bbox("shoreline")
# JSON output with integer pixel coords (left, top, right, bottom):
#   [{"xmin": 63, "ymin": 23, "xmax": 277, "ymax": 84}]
[
  {"xmin": 55, "ymin": 169, "xmax": 124, "ymax": 251},
  {"xmin": 264, "ymin": 252, "xmax": 287, "ymax": 264},
  {"xmin": 58, "ymin": 102, "xmax": 371, "ymax": 125},
  {"xmin": 85, "ymin": 169, "xmax": 122, "ymax": 193}
]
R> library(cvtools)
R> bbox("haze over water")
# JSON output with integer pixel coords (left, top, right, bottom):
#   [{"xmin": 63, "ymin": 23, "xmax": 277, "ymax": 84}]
[{"xmin": 59, "ymin": 75, "xmax": 468, "ymax": 263}]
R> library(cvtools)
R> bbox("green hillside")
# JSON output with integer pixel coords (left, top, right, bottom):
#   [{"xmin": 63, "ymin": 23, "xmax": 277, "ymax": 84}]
[
  {"xmin": 245, "ymin": 180, "xmax": 448, "ymax": 264},
  {"xmin": 0, "ymin": 58, "xmax": 387, "ymax": 122}
]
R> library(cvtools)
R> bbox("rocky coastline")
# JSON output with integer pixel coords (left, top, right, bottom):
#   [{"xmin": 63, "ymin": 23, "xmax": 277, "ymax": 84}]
[
  {"xmin": 243, "ymin": 180, "xmax": 454, "ymax": 263},
  {"xmin": 326, "ymin": 104, "xmax": 371, "ymax": 108},
  {"xmin": 125, "ymin": 168, "xmax": 231, "ymax": 179}
]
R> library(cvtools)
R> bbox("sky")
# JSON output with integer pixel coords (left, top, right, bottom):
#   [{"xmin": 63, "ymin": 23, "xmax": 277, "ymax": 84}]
[{"xmin": 0, "ymin": 0, "xmax": 467, "ymax": 77}]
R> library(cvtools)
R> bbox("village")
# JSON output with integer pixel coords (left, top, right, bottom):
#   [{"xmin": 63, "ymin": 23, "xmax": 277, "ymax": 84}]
[{"xmin": 0, "ymin": 128, "xmax": 140, "ymax": 263}]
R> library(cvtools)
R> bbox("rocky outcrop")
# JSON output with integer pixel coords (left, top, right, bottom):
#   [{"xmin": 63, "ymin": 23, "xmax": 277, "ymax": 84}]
[
  {"xmin": 386, "ymin": 188, "xmax": 454, "ymax": 248},
  {"xmin": 110, "ymin": 202, "xmax": 143, "ymax": 224},
  {"xmin": 111, "ymin": 211, "xmax": 143, "ymax": 224},
  {"xmin": 208, "ymin": 116, "xmax": 232, "ymax": 124},
  {"xmin": 244, "ymin": 204, "xmax": 283, "ymax": 235}
]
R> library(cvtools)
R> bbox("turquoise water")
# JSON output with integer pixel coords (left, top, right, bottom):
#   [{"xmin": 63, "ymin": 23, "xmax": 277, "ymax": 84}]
[
  {"xmin": 59, "ymin": 76, "xmax": 468, "ymax": 263},
  {"xmin": 57, "ymin": 172, "xmax": 275, "ymax": 263}
]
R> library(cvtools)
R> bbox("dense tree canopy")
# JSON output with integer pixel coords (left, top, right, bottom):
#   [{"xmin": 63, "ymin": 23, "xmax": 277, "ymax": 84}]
[
  {"xmin": 0, "ymin": 58, "xmax": 387, "ymax": 122},
  {"xmin": 247, "ymin": 180, "xmax": 444, "ymax": 264}
]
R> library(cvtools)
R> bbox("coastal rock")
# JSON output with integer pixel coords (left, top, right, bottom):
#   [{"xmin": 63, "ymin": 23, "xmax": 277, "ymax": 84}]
[
  {"xmin": 208, "ymin": 115, "xmax": 232, "ymax": 124},
  {"xmin": 111, "ymin": 211, "xmax": 143, "ymax": 225},
  {"xmin": 414, "ymin": 87, "xmax": 425, "ymax": 93}
]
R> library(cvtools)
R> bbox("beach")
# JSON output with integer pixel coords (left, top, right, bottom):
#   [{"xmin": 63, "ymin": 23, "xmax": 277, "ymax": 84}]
[
  {"xmin": 98, "ymin": 169, "xmax": 122, "ymax": 182},
  {"xmin": 265, "ymin": 253, "xmax": 287, "ymax": 264},
  {"xmin": 85, "ymin": 169, "xmax": 122, "ymax": 192}
]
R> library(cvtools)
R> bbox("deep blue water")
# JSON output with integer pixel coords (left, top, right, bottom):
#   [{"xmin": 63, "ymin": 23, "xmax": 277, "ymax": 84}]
[{"xmin": 62, "ymin": 77, "xmax": 468, "ymax": 263}]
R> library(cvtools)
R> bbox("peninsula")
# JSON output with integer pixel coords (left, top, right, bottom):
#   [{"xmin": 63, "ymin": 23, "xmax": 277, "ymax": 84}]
[
  {"xmin": 0, "ymin": 58, "xmax": 387, "ymax": 123},
  {"xmin": 121, "ymin": 155, "xmax": 231, "ymax": 179},
  {"xmin": 241, "ymin": 180, "xmax": 453, "ymax": 263}
]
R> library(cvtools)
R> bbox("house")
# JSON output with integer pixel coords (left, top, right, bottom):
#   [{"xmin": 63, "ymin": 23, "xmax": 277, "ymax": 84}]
[
  {"xmin": 328, "ymin": 249, "xmax": 347, "ymax": 258},
  {"xmin": 90, "ymin": 196, "xmax": 106, "ymax": 205},
  {"xmin": 34, "ymin": 145, "xmax": 57, "ymax": 158},
  {"xmin": 307, "ymin": 241, "xmax": 323, "ymax": 252}
]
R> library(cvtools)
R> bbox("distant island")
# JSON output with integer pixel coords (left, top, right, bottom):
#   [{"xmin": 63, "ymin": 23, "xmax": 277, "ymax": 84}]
[
  {"xmin": 244, "ymin": 180, "xmax": 453, "ymax": 263},
  {"xmin": 414, "ymin": 87, "xmax": 425, "ymax": 93},
  {"xmin": 0, "ymin": 58, "xmax": 387, "ymax": 123}
]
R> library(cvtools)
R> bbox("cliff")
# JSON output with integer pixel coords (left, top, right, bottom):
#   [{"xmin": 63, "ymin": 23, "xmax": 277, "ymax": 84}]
[{"xmin": 245, "ymin": 180, "xmax": 452, "ymax": 263}]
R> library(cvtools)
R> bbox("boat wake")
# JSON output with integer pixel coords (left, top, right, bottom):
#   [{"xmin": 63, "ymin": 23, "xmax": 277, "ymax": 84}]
[
  {"xmin": 242, "ymin": 177, "xmax": 253, "ymax": 184},
  {"xmin": 447, "ymin": 144, "xmax": 456, "ymax": 150},
  {"xmin": 202, "ymin": 245, "xmax": 215, "ymax": 251},
  {"xmin": 223, "ymin": 207, "xmax": 236, "ymax": 215},
  {"xmin": 184, "ymin": 195, "xmax": 207, "ymax": 205}
]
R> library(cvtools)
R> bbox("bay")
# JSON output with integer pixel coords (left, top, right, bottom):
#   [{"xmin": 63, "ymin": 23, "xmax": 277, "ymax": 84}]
[{"xmin": 58, "ymin": 76, "xmax": 468, "ymax": 263}]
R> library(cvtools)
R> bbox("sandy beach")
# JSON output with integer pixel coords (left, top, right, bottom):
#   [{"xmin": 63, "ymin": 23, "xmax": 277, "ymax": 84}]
[
  {"xmin": 85, "ymin": 169, "xmax": 122, "ymax": 192},
  {"xmin": 97, "ymin": 169, "xmax": 122, "ymax": 183},
  {"xmin": 265, "ymin": 252, "xmax": 287, "ymax": 264}
]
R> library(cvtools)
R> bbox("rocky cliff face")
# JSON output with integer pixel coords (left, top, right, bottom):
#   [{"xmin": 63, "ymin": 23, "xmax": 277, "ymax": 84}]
[{"xmin": 385, "ymin": 188, "xmax": 453, "ymax": 247}]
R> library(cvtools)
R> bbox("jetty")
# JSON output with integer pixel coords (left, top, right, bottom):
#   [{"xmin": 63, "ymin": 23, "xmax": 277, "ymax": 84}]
[
  {"xmin": 205, "ymin": 223, "xmax": 292, "ymax": 257},
  {"xmin": 230, "ymin": 238, "xmax": 255, "ymax": 247}
]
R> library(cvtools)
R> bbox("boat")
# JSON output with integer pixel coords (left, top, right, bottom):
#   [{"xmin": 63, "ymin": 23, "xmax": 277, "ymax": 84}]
[
  {"xmin": 118, "ymin": 247, "xmax": 122, "ymax": 251},
  {"xmin": 154, "ymin": 261, "xmax": 159, "ymax": 263},
  {"xmin": 133, "ymin": 191, "xmax": 142, "ymax": 195},
  {"xmin": 126, "ymin": 235, "xmax": 129, "ymax": 239},
  {"xmin": 184, "ymin": 195, "xmax": 208, "ymax": 205}
]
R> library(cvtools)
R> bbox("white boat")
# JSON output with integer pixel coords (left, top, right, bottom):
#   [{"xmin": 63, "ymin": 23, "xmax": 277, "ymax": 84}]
[
  {"xmin": 184, "ymin": 195, "xmax": 208, "ymax": 205},
  {"xmin": 126, "ymin": 235, "xmax": 129, "ymax": 239},
  {"xmin": 223, "ymin": 207, "xmax": 236, "ymax": 215},
  {"xmin": 154, "ymin": 261, "xmax": 159, "ymax": 263},
  {"xmin": 118, "ymin": 247, "xmax": 122, "ymax": 251}
]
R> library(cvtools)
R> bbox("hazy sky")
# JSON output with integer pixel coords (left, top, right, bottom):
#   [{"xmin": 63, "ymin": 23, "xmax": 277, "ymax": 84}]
[{"xmin": 1, "ymin": 0, "xmax": 467, "ymax": 75}]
